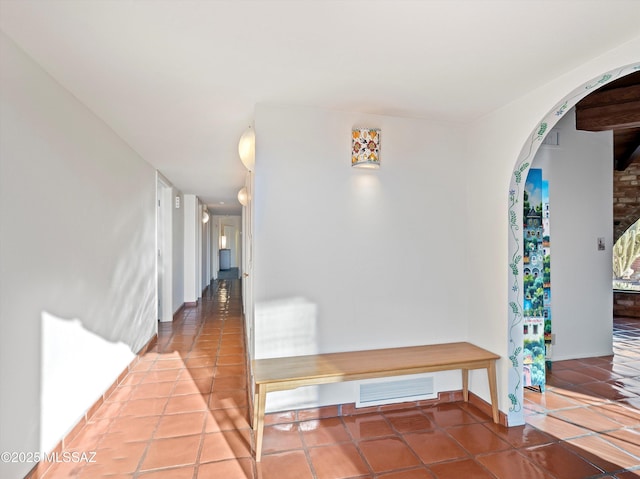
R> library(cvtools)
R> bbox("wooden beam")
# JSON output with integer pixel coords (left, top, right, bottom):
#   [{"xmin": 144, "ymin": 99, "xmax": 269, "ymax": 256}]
[
  {"xmin": 616, "ymin": 144, "xmax": 640, "ymax": 171},
  {"xmin": 578, "ymin": 84, "xmax": 640, "ymax": 109},
  {"xmin": 614, "ymin": 128, "xmax": 640, "ymax": 171},
  {"xmin": 576, "ymin": 84, "xmax": 640, "ymax": 132},
  {"xmin": 577, "ymin": 101, "xmax": 640, "ymax": 131}
]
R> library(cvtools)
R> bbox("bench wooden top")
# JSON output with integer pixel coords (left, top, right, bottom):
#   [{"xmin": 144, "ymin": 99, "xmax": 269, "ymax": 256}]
[{"xmin": 253, "ymin": 341, "xmax": 499, "ymax": 387}]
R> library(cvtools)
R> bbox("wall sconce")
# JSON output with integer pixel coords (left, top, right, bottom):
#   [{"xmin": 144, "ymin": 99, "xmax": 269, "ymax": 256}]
[
  {"xmin": 202, "ymin": 209, "xmax": 210, "ymax": 224},
  {"xmin": 352, "ymin": 128, "xmax": 380, "ymax": 169},
  {"xmin": 238, "ymin": 126, "xmax": 255, "ymax": 171},
  {"xmin": 237, "ymin": 187, "xmax": 249, "ymax": 206}
]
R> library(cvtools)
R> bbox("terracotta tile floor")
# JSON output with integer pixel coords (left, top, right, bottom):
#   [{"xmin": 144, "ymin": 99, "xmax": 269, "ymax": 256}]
[{"xmin": 41, "ymin": 281, "xmax": 640, "ymax": 478}]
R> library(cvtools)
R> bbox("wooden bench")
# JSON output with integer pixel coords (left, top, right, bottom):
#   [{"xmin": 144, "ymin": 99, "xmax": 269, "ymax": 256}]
[{"xmin": 252, "ymin": 341, "xmax": 500, "ymax": 461}]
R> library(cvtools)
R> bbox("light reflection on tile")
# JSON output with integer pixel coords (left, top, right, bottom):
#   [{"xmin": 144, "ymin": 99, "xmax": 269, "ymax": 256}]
[{"xmin": 33, "ymin": 288, "xmax": 640, "ymax": 478}]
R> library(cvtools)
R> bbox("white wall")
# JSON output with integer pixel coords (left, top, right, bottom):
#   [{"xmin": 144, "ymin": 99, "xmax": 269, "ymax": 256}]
[
  {"xmin": 253, "ymin": 104, "xmax": 468, "ymax": 411},
  {"xmin": 533, "ymin": 109, "xmax": 613, "ymax": 359},
  {"xmin": 184, "ymin": 196, "xmax": 212, "ymax": 301},
  {"xmin": 172, "ymin": 188, "xmax": 185, "ymax": 313},
  {"xmin": 202, "ymin": 206, "xmax": 210, "ymax": 291},
  {"xmin": 0, "ymin": 33, "xmax": 157, "ymax": 478},
  {"xmin": 253, "ymin": 37, "xmax": 640, "ymax": 418},
  {"xmin": 157, "ymin": 180, "xmax": 187, "ymax": 321},
  {"xmin": 158, "ymin": 182, "xmax": 186, "ymax": 320},
  {"xmin": 212, "ymin": 217, "xmax": 220, "ymax": 278},
  {"xmin": 212, "ymin": 218, "xmax": 218, "ymax": 282},
  {"xmin": 183, "ymin": 194, "xmax": 199, "ymax": 303},
  {"xmin": 158, "ymin": 180, "xmax": 172, "ymax": 322}
]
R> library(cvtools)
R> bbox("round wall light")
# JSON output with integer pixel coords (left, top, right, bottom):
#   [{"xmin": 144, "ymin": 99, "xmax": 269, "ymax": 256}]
[
  {"xmin": 238, "ymin": 126, "xmax": 255, "ymax": 171},
  {"xmin": 237, "ymin": 187, "xmax": 249, "ymax": 206}
]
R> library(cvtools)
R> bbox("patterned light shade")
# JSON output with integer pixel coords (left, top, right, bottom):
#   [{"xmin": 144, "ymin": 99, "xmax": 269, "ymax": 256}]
[{"xmin": 352, "ymin": 128, "xmax": 380, "ymax": 169}]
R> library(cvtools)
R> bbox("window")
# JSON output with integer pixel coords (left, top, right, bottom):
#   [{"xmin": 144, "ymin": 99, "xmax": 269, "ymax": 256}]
[{"xmin": 613, "ymin": 220, "xmax": 640, "ymax": 292}]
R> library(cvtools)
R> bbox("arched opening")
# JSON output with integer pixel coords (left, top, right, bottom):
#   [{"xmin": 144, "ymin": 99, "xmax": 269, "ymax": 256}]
[{"xmin": 506, "ymin": 63, "xmax": 640, "ymax": 426}]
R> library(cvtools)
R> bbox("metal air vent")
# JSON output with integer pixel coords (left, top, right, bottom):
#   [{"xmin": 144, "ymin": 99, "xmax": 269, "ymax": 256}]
[{"xmin": 357, "ymin": 376, "xmax": 435, "ymax": 407}]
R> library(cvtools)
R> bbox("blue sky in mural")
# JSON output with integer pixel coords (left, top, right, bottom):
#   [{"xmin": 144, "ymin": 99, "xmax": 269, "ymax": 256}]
[{"xmin": 525, "ymin": 169, "xmax": 542, "ymax": 206}]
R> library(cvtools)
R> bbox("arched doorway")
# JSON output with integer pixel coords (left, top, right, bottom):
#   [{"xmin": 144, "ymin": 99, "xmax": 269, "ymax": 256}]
[{"xmin": 506, "ymin": 63, "xmax": 640, "ymax": 426}]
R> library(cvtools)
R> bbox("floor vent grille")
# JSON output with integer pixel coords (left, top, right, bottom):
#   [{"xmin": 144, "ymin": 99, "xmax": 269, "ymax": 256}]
[{"xmin": 357, "ymin": 376, "xmax": 435, "ymax": 407}]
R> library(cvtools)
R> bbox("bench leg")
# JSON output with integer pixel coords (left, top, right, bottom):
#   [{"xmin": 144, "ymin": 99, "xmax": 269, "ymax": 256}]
[
  {"xmin": 462, "ymin": 368, "xmax": 469, "ymax": 402},
  {"xmin": 487, "ymin": 360, "xmax": 499, "ymax": 424},
  {"xmin": 254, "ymin": 384, "xmax": 267, "ymax": 462},
  {"xmin": 463, "ymin": 364, "xmax": 499, "ymax": 424},
  {"xmin": 252, "ymin": 390, "xmax": 259, "ymax": 430}
]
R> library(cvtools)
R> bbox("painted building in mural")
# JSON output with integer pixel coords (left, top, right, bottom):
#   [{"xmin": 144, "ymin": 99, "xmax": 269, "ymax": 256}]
[
  {"xmin": 542, "ymin": 187, "xmax": 552, "ymax": 364},
  {"xmin": 523, "ymin": 169, "xmax": 552, "ymax": 390}
]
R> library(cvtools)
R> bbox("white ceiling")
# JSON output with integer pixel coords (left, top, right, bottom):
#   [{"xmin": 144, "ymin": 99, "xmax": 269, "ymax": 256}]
[{"xmin": 2, "ymin": 1, "xmax": 640, "ymax": 214}]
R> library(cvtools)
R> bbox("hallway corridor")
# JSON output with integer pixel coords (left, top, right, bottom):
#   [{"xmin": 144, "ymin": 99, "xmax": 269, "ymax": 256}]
[{"xmin": 36, "ymin": 281, "xmax": 640, "ymax": 478}]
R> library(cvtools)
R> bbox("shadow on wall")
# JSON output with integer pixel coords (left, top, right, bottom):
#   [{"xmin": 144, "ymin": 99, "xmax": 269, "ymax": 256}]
[
  {"xmin": 86, "ymin": 202, "xmax": 157, "ymax": 354},
  {"xmin": 255, "ymin": 297, "xmax": 319, "ymax": 412},
  {"xmin": 39, "ymin": 208, "xmax": 157, "ymax": 455},
  {"xmin": 40, "ymin": 312, "xmax": 134, "ymax": 453}
]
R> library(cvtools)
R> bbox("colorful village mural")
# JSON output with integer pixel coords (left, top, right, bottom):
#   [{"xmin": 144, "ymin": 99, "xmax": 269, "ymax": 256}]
[{"xmin": 522, "ymin": 168, "xmax": 552, "ymax": 390}]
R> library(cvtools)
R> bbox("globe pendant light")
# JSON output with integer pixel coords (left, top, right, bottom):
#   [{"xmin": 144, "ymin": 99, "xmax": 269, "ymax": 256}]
[
  {"xmin": 238, "ymin": 126, "xmax": 255, "ymax": 171},
  {"xmin": 237, "ymin": 187, "xmax": 249, "ymax": 206}
]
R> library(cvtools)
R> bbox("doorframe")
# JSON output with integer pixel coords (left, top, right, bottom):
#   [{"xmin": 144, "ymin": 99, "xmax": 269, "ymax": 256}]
[
  {"xmin": 156, "ymin": 172, "xmax": 174, "ymax": 322},
  {"xmin": 506, "ymin": 63, "xmax": 640, "ymax": 426},
  {"xmin": 241, "ymin": 172, "xmax": 255, "ymax": 360}
]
